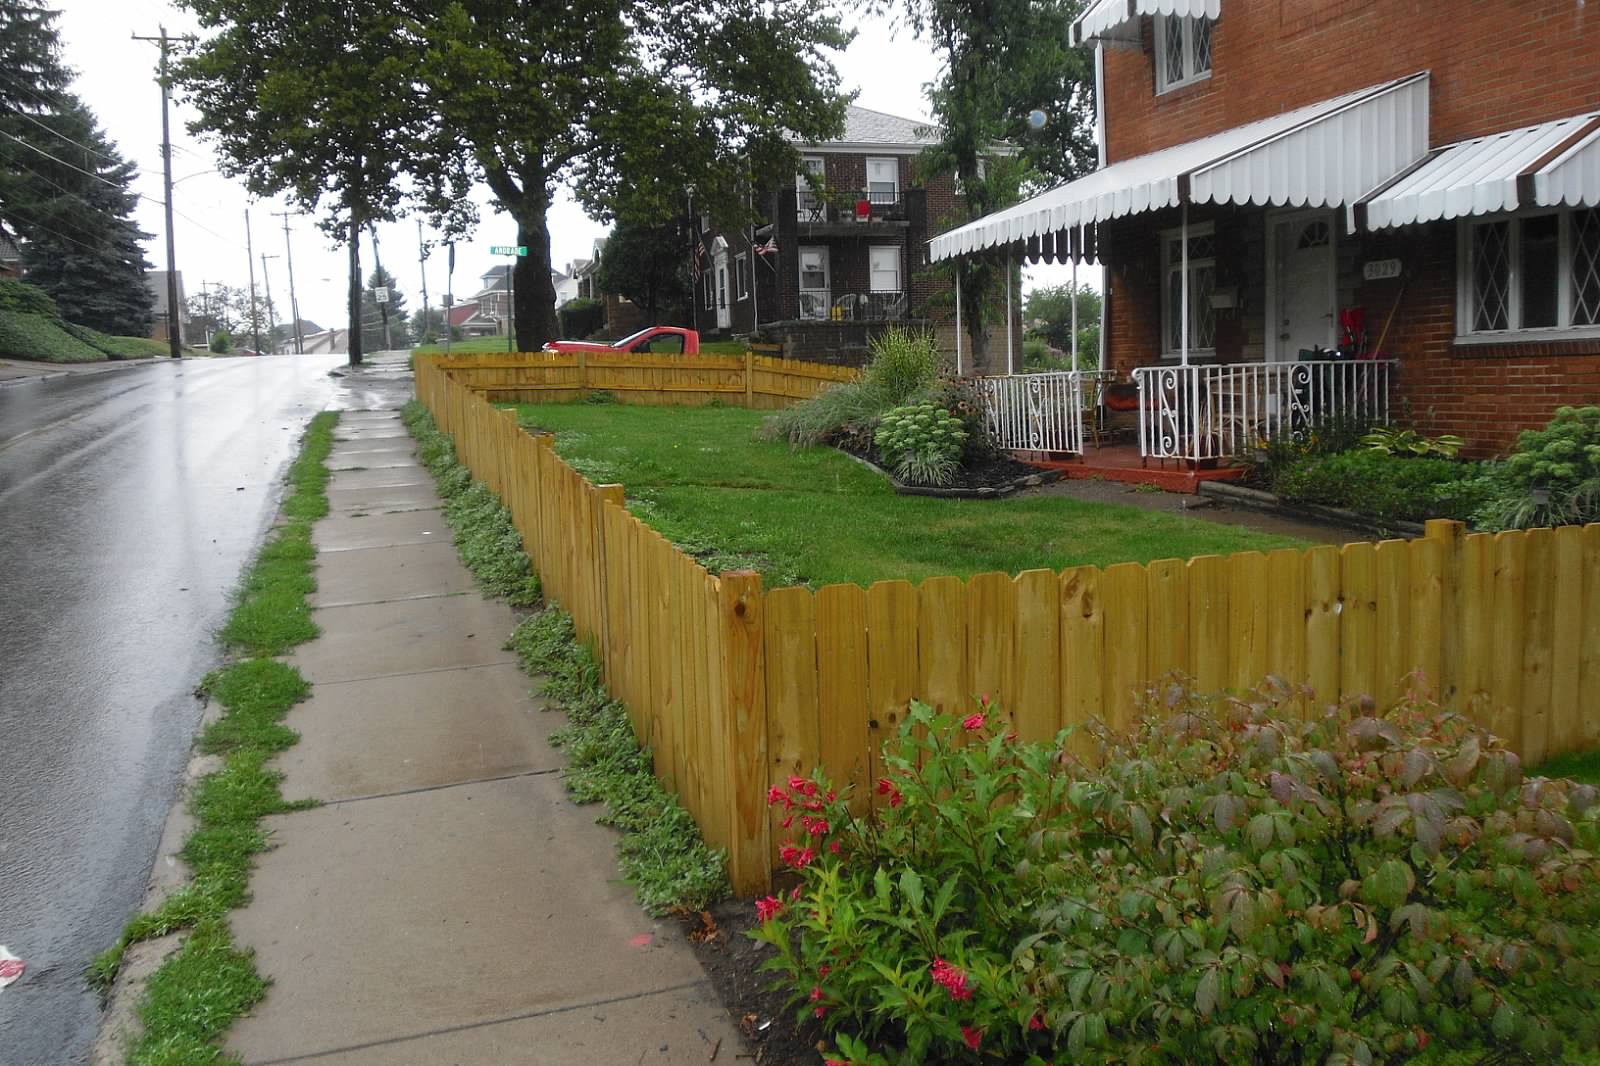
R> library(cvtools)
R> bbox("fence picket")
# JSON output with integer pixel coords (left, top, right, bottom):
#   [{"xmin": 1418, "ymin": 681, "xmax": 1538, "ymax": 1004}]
[
  {"xmin": 967, "ymin": 572, "xmax": 1018, "ymax": 730},
  {"xmin": 1145, "ymin": 558, "xmax": 1188, "ymax": 683},
  {"xmin": 1519, "ymin": 529, "xmax": 1555, "ymax": 767},
  {"xmin": 1548, "ymin": 527, "xmax": 1584, "ymax": 754},
  {"xmin": 764, "ymin": 587, "xmax": 820, "ymax": 865},
  {"xmin": 1060, "ymin": 566, "xmax": 1105, "ymax": 749},
  {"xmin": 816, "ymin": 584, "xmax": 872, "ymax": 816},
  {"xmin": 1228, "ymin": 552, "xmax": 1268, "ymax": 691},
  {"xmin": 1304, "ymin": 546, "xmax": 1340, "ymax": 706},
  {"xmin": 866, "ymin": 581, "xmax": 919, "ymax": 790},
  {"xmin": 1491, "ymin": 532, "xmax": 1528, "ymax": 752},
  {"xmin": 1581, "ymin": 526, "xmax": 1600, "ymax": 748},
  {"xmin": 718, "ymin": 571, "xmax": 770, "ymax": 895},
  {"xmin": 1340, "ymin": 543, "xmax": 1376, "ymax": 701},
  {"xmin": 1374, "ymin": 540, "xmax": 1411, "ymax": 706},
  {"xmin": 1014, "ymin": 569, "xmax": 1061, "ymax": 744},
  {"xmin": 916, "ymin": 576, "xmax": 968, "ymax": 718},
  {"xmin": 1102, "ymin": 563, "xmax": 1147, "ymax": 730},
  {"xmin": 1187, "ymin": 555, "xmax": 1229, "ymax": 692}
]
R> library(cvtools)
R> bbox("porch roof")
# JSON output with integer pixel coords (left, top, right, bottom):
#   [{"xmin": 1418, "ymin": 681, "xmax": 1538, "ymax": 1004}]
[
  {"xmin": 1354, "ymin": 110, "xmax": 1600, "ymax": 230},
  {"xmin": 928, "ymin": 73, "xmax": 1429, "ymax": 264},
  {"xmin": 1072, "ymin": 0, "xmax": 1220, "ymax": 48}
]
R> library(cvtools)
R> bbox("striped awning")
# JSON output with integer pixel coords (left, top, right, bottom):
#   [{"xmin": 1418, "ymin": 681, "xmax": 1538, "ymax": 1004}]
[
  {"xmin": 1072, "ymin": 0, "xmax": 1221, "ymax": 48},
  {"xmin": 1355, "ymin": 111, "xmax": 1600, "ymax": 230},
  {"xmin": 928, "ymin": 73, "xmax": 1429, "ymax": 264}
]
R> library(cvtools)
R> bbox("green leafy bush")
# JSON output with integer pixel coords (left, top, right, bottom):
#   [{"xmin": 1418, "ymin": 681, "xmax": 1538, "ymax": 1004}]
[
  {"xmin": 752, "ymin": 691, "xmax": 1600, "ymax": 1066},
  {"xmin": 65, "ymin": 325, "xmax": 168, "ymax": 360},
  {"xmin": 874, "ymin": 402, "xmax": 968, "ymax": 486},
  {"xmin": 209, "ymin": 328, "xmax": 233, "ymax": 354},
  {"xmin": 1362, "ymin": 426, "xmax": 1465, "ymax": 458},
  {"xmin": 1475, "ymin": 406, "xmax": 1600, "ymax": 531},
  {"xmin": 555, "ymin": 297, "xmax": 605, "ymax": 341},
  {"xmin": 0, "ymin": 278, "xmax": 60, "ymax": 316},
  {"xmin": 764, "ymin": 327, "xmax": 947, "ymax": 449},
  {"xmin": 1239, "ymin": 414, "xmax": 1375, "ymax": 488},
  {"xmin": 1273, "ymin": 449, "xmax": 1488, "ymax": 523}
]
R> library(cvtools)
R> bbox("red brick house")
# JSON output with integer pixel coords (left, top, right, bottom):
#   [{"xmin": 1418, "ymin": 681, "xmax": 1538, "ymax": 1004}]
[
  {"xmin": 933, "ymin": 0, "xmax": 1600, "ymax": 458},
  {"xmin": 694, "ymin": 105, "xmax": 992, "ymax": 364}
]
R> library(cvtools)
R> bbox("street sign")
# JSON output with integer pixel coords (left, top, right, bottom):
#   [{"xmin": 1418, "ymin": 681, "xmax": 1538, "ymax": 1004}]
[
  {"xmin": 374, "ymin": 286, "xmax": 389, "ymax": 304},
  {"xmin": 490, "ymin": 245, "xmax": 528, "ymax": 256}
]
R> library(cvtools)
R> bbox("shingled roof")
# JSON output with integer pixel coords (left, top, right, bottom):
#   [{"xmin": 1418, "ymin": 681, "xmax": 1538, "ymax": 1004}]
[{"xmin": 803, "ymin": 105, "xmax": 940, "ymax": 150}]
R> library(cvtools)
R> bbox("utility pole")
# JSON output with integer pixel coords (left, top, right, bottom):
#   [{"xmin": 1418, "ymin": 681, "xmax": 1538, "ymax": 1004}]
[
  {"xmin": 443, "ymin": 240, "xmax": 454, "ymax": 356},
  {"xmin": 273, "ymin": 210, "xmax": 304, "ymax": 354},
  {"xmin": 200, "ymin": 278, "xmax": 211, "ymax": 349},
  {"xmin": 133, "ymin": 27, "xmax": 182, "ymax": 358},
  {"xmin": 417, "ymin": 219, "xmax": 430, "ymax": 343},
  {"xmin": 260, "ymin": 253, "xmax": 279, "ymax": 354},
  {"xmin": 245, "ymin": 208, "xmax": 263, "ymax": 356},
  {"xmin": 369, "ymin": 226, "xmax": 393, "ymax": 351},
  {"xmin": 507, "ymin": 261, "xmax": 515, "ymax": 353}
]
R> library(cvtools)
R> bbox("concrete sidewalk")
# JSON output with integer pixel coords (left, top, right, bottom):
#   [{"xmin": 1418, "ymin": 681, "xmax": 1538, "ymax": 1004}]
[{"xmin": 223, "ymin": 405, "xmax": 744, "ymax": 1064}]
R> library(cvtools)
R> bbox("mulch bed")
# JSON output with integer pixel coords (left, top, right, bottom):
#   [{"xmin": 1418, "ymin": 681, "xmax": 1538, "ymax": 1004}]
[
  {"xmin": 678, "ymin": 900, "xmax": 824, "ymax": 1065},
  {"xmin": 841, "ymin": 442, "xmax": 1050, "ymax": 495}
]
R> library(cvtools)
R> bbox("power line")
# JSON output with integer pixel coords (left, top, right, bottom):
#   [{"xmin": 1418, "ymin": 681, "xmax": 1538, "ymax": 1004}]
[
  {"xmin": 0, "ymin": 99, "xmax": 118, "ymax": 162},
  {"xmin": 1, "ymin": 205, "xmax": 110, "ymax": 254},
  {"xmin": 0, "ymin": 129, "xmax": 120, "ymax": 188}
]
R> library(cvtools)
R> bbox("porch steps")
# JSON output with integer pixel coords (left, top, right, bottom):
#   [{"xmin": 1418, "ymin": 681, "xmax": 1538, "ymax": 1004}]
[{"xmin": 1016, "ymin": 445, "xmax": 1247, "ymax": 494}]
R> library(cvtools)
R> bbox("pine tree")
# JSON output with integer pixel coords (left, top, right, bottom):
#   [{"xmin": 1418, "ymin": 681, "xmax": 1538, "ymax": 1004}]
[
  {"xmin": 0, "ymin": 1, "xmax": 154, "ymax": 336},
  {"xmin": 360, "ymin": 267, "xmax": 410, "ymax": 352}
]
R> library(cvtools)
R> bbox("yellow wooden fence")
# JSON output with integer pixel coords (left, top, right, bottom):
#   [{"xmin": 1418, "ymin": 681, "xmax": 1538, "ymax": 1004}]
[
  {"xmin": 415, "ymin": 353, "xmax": 1600, "ymax": 895},
  {"xmin": 422, "ymin": 349, "xmax": 857, "ymax": 408}
]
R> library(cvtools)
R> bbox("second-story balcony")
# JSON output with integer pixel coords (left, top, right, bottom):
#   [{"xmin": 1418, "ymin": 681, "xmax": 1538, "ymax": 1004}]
[
  {"xmin": 790, "ymin": 188, "xmax": 912, "ymax": 233},
  {"xmin": 797, "ymin": 289, "xmax": 908, "ymax": 322}
]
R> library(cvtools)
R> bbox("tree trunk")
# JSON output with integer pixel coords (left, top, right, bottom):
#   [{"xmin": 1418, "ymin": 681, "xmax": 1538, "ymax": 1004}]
[
  {"xmin": 347, "ymin": 212, "xmax": 363, "ymax": 366},
  {"xmin": 962, "ymin": 259, "xmax": 990, "ymax": 369},
  {"xmin": 511, "ymin": 202, "xmax": 558, "ymax": 352}
]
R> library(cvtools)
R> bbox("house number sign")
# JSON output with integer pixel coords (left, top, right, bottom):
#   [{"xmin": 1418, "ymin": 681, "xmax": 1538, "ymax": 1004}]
[{"xmin": 1363, "ymin": 258, "xmax": 1402, "ymax": 280}]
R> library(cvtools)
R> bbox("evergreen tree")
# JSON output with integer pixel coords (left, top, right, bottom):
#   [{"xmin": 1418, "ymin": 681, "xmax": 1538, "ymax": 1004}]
[
  {"xmin": 360, "ymin": 267, "xmax": 410, "ymax": 352},
  {"xmin": 594, "ymin": 216, "xmax": 691, "ymax": 325},
  {"xmin": 0, "ymin": 2, "xmax": 153, "ymax": 336}
]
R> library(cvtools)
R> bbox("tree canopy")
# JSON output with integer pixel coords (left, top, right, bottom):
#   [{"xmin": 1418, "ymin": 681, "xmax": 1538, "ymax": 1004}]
[
  {"xmin": 360, "ymin": 266, "xmax": 409, "ymax": 352},
  {"xmin": 0, "ymin": 0, "xmax": 154, "ymax": 336},
  {"xmin": 593, "ymin": 218, "xmax": 691, "ymax": 326}
]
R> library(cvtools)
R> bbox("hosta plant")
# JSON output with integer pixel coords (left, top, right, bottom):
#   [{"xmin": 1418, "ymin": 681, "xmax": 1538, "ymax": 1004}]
[
  {"xmin": 750, "ymin": 688, "xmax": 1600, "ymax": 1065},
  {"xmin": 874, "ymin": 402, "xmax": 968, "ymax": 486}
]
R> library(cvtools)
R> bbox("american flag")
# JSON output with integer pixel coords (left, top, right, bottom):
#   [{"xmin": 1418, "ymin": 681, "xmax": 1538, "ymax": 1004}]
[
  {"xmin": 755, "ymin": 237, "xmax": 779, "ymax": 258},
  {"xmin": 692, "ymin": 243, "xmax": 705, "ymax": 278}
]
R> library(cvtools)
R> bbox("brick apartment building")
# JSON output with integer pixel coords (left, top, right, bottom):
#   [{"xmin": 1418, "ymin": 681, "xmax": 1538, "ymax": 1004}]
[
  {"xmin": 932, "ymin": 0, "xmax": 1600, "ymax": 457},
  {"xmin": 693, "ymin": 106, "xmax": 990, "ymax": 365}
]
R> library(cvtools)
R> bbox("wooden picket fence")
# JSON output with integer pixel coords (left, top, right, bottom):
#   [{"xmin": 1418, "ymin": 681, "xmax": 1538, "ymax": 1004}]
[
  {"xmin": 415, "ymin": 353, "xmax": 1600, "ymax": 895},
  {"xmin": 421, "ymin": 349, "xmax": 857, "ymax": 408}
]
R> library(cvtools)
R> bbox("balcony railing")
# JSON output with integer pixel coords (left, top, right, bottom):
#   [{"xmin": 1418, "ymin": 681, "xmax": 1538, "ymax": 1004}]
[
  {"xmin": 1132, "ymin": 358, "xmax": 1397, "ymax": 463},
  {"xmin": 793, "ymin": 188, "xmax": 908, "ymax": 224},
  {"xmin": 798, "ymin": 290, "xmax": 908, "ymax": 322},
  {"xmin": 965, "ymin": 371, "xmax": 1117, "ymax": 456}
]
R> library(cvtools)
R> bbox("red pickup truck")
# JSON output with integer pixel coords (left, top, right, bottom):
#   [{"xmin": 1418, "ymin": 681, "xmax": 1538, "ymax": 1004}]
[{"xmin": 543, "ymin": 326, "xmax": 700, "ymax": 356}]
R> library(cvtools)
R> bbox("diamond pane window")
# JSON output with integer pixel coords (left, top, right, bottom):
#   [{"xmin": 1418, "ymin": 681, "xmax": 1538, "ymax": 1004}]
[
  {"xmin": 1163, "ymin": 16, "xmax": 1185, "ymax": 85},
  {"xmin": 1191, "ymin": 16, "xmax": 1213, "ymax": 75},
  {"xmin": 1471, "ymin": 221, "xmax": 1511, "ymax": 332},
  {"xmin": 1155, "ymin": 16, "xmax": 1215, "ymax": 93},
  {"xmin": 1574, "ymin": 208, "xmax": 1600, "ymax": 327},
  {"xmin": 1161, "ymin": 224, "xmax": 1217, "ymax": 355}
]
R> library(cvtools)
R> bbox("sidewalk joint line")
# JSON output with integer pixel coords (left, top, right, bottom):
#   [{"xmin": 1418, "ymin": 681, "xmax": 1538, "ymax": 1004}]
[
  {"xmin": 316, "ymin": 766, "xmax": 561, "ymax": 807},
  {"xmin": 245, "ymin": 980, "xmax": 716, "ymax": 1065},
  {"xmin": 310, "ymin": 660, "xmax": 524, "ymax": 688},
  {"xmin": 313, "ymin": 590, "xmax": 471, "ymax": 610}
]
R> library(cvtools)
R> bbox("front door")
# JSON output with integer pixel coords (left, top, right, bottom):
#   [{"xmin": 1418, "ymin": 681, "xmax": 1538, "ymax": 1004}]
[
  {"xmin": 715, "ymin": 252, "xmax": 731, "ymax": 330},
  {"xmin": 1271, "ymin": 211, "xmax": 1335, "ymax": 361}
]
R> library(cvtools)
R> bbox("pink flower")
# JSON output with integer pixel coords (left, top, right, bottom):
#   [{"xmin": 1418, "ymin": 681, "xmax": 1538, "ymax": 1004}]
[
  {"xmin": 754, "ymin": 896, "xmax": 785, "ymax": 922},
  {"xmin": 780, "ymin": 814, "xmax": 794, "ymax": 829},
  {"xmin": 780, "ymin": 844, "xmax": 817, "ymax": 869},
  {"xmin": 814, "ymin": 1004, "xmax": 828, "ymax": 1018},
  {"xmin": 962, "ymin": 713, "xmax": 986, "ymax": 732},
  {"xmin": 930, "ymin": 957, "xmax": 972, "ymax": 1001},
  {"xmin": 962, "ymin": 1025, "xmax": 983, "ymax": 1051},
  {"xmin": 1029, "ymin": 1014, "xmax": 1046, "ymax": 1031},
  {"xmin": 810, "ymin": 985, "xmax": 823, "ymax": 1001},
  {"xmin": 818, "ymin": 964, "xmax": 832, "ymax": 977},
  {"xmin": 766, "ymin": 785, "xmax": 787, "ymax": 808},
  {"xmin": 808, "ymin": 819, "xmax": 830, "ymax": 837},
  {"xmin": 876, "ymin": 777, "xmax": 904, "ymax": 808},
  {"xmin": 829, "ymin": 840, "xmax": 842, "ymax": 854},
  {"xmin": 790, "ymin": 885, "xmax": 803, "ymax": 901},
  {"xmin": 979, "ymin": 692, "xmax": 991, "ymax": 708},
  {"xmin": 788, "ymin": 775, "xmax": 808, "ymax": 792}
]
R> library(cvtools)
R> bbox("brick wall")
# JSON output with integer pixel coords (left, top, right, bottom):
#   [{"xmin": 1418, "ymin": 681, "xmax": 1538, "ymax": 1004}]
[{"xmin": 1103, "ymin": 0, "xmax": 1600, "ymax": 162}]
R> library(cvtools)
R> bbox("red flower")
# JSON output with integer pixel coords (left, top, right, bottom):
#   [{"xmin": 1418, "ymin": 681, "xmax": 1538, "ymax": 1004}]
[
  {"xmin": 790, "ymin": 885, "xmax": 803, "ymax": 901},
  {"xmin": 962, "ymin": 1025, "xmax": 983, "ymax": 1051},
  {"xmin": 815, "ymin": 1004, "xmax": 827, "ymax": 1018},
  {"xmin": 819, "ymin": 964, "xmax": 832, "ymax": 977},
  {"xmin": 754, "ymin": 896, "xmax": 785, "ymax": 922},
  {"xmin": 780, "ymin": 844, "xmax": 817, "ymax": 869},
  {"xmin": 829, "ymin": 840, "xmax": 842, "ymax": 854},
  {"xmin": 808, "ymin": 819, "xmax": 830, "ymax": 837},
  {"xmin": 876, "ymin": 777, "xmax": 904, "ymax": 808},
  {"xmin": 810, "ymin": 985, "xmax": 823, "ymax": 1001},
  {"xmin": 780, "ymin": 814, "xmax": 794, "ymax": 829},
  {"xmin": 766, "ymin": 785, "xmax": 787, "ymax": 808},
  {"xmin": 930, "ymin": 957, "xmax": 972, "ymax": 1001},
  {"xmin": 962, "ymin": 713, "xmax": 986, "ymax": 732},
  {"xmin": 1029, "ymin": 1014, "xmax": 1046, "ymax": 1031},
  {"xmin": 788, "ymin": 775, "xmax": 809, "ymax": 792}
]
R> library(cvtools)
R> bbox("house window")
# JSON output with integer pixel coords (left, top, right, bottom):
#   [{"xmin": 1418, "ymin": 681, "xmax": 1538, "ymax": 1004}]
[
  {"xmin": 1160, "ymin": 223, "xmax": 1217, "ymax": 356},
  {"xmin": 1460, "ymin": 207, "xmax": 1600, "ymax": 339},
  {"xmin": 798, "ymin": 246, "xmax": 830, "ymax": 320},
  {"xmin": 866, "ymin": 158, "xmax": 899, "ymax": 206},
  {"xmin": 735, "ymin": 253, "xmax": 749, "ymax": 300},
  {"xmin": 797, "ymin": 156, "xmax": 825, "ymax": 218},
  {"xmin": 869, "ymin": 246, "xmax": 901, "ymax": 292},
  {"xmin": 1154, "ymin": 15, "xmax": 1213, "ymax": 94},
  {"xmin": 703, "ymin": 271, "xmax": 714, "ymax": 311}
]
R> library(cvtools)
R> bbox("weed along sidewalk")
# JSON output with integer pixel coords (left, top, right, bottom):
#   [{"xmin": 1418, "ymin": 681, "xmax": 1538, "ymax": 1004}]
[{"xmin": 107, "ymin": 404, "xmax": 742, "ymax": 1064}]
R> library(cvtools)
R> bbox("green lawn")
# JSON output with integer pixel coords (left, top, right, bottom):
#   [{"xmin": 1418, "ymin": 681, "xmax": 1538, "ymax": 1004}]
[
  {"xmin": 509, "ymin": 402, "xmax": 1305, "ymax": 589},
  {"xmin": 1532, "ymin": 749, "xmax": 1600, "ymax": 785}
]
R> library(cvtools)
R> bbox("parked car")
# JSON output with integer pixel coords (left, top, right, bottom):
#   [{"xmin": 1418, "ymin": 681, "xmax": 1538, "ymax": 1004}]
[{"xmin": 543, "ymin": 326, "xmax": 700, "ymax": 355}]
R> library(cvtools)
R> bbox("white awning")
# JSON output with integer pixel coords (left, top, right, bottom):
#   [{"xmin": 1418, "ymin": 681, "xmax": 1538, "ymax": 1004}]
[
  {"xmin": 1355, "ymin": 111, "xmax": 1600, "ymax": 230},
  {"xmin": 1072, "ymin": 0, "xmax": 1220, "ymax": 48},
  {"xmin": 928, "ymin": 73, "xmax": 1430, "ymax": 264}
]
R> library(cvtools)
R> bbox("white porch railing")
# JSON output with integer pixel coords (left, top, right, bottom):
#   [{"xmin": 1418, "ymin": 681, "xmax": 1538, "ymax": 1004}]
[
  {"xmin": 966, "ymin": 371, "xmax": 1115, "ymax": 456},
  {"xmin": 1132, "ymin": 359, "xmax": 1397, "ymax": 463}
]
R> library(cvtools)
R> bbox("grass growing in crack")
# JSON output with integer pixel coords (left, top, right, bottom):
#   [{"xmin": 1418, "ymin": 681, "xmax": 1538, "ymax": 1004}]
[
  {"xmin": 89, "ymin": 414, "xmax": 335, "ymax": 1066},
  {"xmin": 400, "ymin": 400, "xmax": 541, "ymax": 605},
  {"xmin": 508, "ymin": 609, "xmax": 730, "ymax": 915}
]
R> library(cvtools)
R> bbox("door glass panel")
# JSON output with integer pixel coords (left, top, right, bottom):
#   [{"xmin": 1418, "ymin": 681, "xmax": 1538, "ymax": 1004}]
[{"xmin": 1519, "ymin": 213, "xmax": 1559, "ymax": 328}]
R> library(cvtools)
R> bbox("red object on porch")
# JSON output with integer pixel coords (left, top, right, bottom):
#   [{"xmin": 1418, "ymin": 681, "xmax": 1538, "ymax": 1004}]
[
  {"xmin": 855, "ymin": 199, "xmax": 872, "ymax": 220},
  {"xmin": 1018, "ymin": 445, "xmax": 1247, "ymax": 494}
]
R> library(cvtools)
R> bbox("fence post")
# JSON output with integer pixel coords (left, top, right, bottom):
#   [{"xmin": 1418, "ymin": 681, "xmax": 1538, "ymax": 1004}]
[
  {"xmin": 744, "ymin": 350, "xmax": 755, "ymax": 408},
  {"xmin": 718, "ymin": 570, "xmax": 771, "ymax": 895},
  {"xmin": 594, "ymin": 483, "xmax": 624, "ymax": 691},
  {"xmin": 1425, "ymin": 519, "xmax": 1464, "ymax": 706},
  {"xmin": 578, "ymin": 348, "xmax": 588, "ymax": 401}
]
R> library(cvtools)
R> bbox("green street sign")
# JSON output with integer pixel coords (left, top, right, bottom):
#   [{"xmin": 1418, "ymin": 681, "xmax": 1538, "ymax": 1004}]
[{"xmin": 490, "ymin": 245, "xmax": 528, "ymax": 256}]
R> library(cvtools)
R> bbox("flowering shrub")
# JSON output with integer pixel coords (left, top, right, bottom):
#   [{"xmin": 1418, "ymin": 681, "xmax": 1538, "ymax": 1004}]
[
  {"xmin": 873, "ymin": 402, "xmax": 968, "ymax": 486},
  {"xmin": 750, "ymin": 688, "xmax": 1600, "ymax": 1065}
]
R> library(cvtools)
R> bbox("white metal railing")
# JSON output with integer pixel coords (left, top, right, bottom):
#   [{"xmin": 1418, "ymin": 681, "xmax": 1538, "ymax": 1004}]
[
  {"xmin": 799, "ymin": 289, "xmax": 831, "ymax": 320},
  {"xmin": 1132, "ymin": 359, "xmax": 1396, "ymax": 462},
  {"xmin": 966, "ymin": 371, "xmax": 1115, "ymax": 456}
]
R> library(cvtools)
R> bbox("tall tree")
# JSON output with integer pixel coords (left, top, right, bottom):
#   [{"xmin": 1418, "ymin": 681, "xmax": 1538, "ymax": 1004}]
[
  {"xmin": 0, "ymin": 2, "xmax": 154, "ymax": 336},
  {"xmin": 901, "ymin": 0, "xmax": 1096, "ymax": 363},
  {"xmin": 175, "ymin": 0, "xmax": 473, "ymax": 365},
  {"xmin": 414, "ymin": 0, "xmax": 851, "ymax": 351},
  {"xmin": 594, "ymin": 217, "xmax": 691, "ymax": 326},
  {"xmin": 360, "ymin": 266, "xmax": 409, "ymax": 352}
]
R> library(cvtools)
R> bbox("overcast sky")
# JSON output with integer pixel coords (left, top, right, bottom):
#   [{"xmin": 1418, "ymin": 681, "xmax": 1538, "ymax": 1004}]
[{"xmin": 54, "ymin": 0, "xmax": 1088, "ymax": 335}]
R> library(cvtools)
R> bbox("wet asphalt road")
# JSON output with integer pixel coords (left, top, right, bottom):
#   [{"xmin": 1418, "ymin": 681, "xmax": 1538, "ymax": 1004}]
[{"xmin": 0, "ymin": 355, "xmax": 354, "ymax": 1064}]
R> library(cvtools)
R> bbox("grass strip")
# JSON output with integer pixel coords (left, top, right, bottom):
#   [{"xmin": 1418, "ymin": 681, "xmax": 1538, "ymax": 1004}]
[
  {"xmin": 508, "ymin": 609, "xmax": 730, "ymax": 914},
  {"xmin": 400, "ymin": 400, "xmax": 541, "ymax": 605},
  {"xmin": 399, "ymin": 399, "xmax": 727, "ymax": 913},
  {"xmin": 89, "ymin": 412, "xmax": 337, "ymax": 1066}
]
